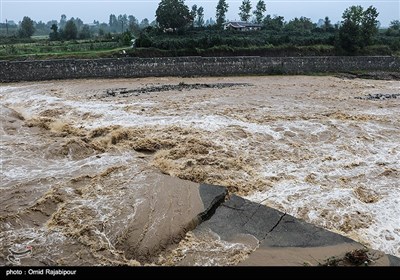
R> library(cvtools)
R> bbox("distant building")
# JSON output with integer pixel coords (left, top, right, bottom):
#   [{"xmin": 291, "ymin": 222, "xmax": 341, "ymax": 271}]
[{"xmin": 223, "ymin": 21, "xmax": 262, "ymax": 31}]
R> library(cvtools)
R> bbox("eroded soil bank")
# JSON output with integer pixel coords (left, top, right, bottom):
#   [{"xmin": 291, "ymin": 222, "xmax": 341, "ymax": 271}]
[{"xmin": 1, "ymin": 75, "xmax": 399, "ymax": 265}]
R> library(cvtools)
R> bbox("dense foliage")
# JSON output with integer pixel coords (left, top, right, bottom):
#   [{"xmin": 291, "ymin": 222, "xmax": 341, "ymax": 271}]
[
  {"xmin": 239, "ymin": 0, "xmax": 252, "ymax": 22},
  {"xmin": 156, "ymin": 0, "xmax": 192, "ymax": 30},
  {"xmin": 253, "ymin": 0, "xmax": 267, "ymax": 24},
  {"xmin": 0, "ymin": 3, "xmax": 398, "ymax": 59},
  {"xmin": 337, "ymin": 5, "xmax": 380, "ymax": 54},
  {"xmin": 216, "ymin": 0, "xmax": 229, "ymax": 27},
  {"xmin": 18, "ymin": 17, "xmax": 35, "ymax": 38}
]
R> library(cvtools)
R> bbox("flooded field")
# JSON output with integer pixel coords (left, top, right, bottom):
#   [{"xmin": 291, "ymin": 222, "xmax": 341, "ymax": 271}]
[{"xmin": 1, "ymin": 75, "xmax": 399, "ymax": 265}]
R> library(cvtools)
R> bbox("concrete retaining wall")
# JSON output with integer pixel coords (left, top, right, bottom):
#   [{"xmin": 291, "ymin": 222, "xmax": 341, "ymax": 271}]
[{"xmin": 1, "ymin": 56, "xmax": 399, "ymax": 82}]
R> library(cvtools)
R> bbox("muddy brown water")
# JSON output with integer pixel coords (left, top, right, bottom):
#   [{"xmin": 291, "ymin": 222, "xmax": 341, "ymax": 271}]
[{"xmin": 1, "ymin": 76, "xmax": 399, "ymax": 265}]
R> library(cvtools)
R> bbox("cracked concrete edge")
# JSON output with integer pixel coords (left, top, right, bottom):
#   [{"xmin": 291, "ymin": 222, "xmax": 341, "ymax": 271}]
[
  {"xmin": 197, "ymin": 194, "xmax": 283, "ymax": 241},
  {"xmin": 199, "ymin": 194, "xmax": 354, "ymax": 247},
  {"xmin": 198, "ymin": 184, "xmax": 227, "ymax": 222},
  {"xmin": 261, "ymin": 212, "xmax": 355, "ymax": 248},
  {"xmin": 193, "ymin": 190, "xmax": 400, "ymax": 266}
]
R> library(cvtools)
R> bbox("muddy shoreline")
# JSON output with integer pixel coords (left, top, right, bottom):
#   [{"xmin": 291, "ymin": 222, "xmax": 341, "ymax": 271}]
[{"xmin": 336, "ymin": 71, "xmax": 400, "ymax": 81}]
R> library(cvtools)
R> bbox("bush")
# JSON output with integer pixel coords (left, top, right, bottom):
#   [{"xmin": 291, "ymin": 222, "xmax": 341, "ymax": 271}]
[
  {"xmin": 126, "ymin": 44, "xmax": 336, "ymax": 57},
  {"xmin": 135, "ymin": 33, "xmax": 152, "ymax": 48},
  {"xmin": 134, "ymin": 28, "xmax": 338, "ymax": 51},
  {"xmin": 390, "ymin": 38, "xmax": 400, "ymax": 51},
  {"xmin": 362, "ymin": 45, "xmax": 392, "ymax": 55},
  {"xmin": 118, "ymin": 31, "xmax": 133, "ymax": 46}
]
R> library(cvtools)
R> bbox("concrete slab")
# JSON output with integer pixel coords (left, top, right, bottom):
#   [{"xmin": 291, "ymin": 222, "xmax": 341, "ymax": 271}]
[
  {"xmin": 198, "ymin": 195, "xmax": 282, "ymax": 240},
  {"xmin": 110, "ymin": 176, "xmax": 228, "ymax": 263},
  {"xmin": 171, "ymin": 193, "xmax": 400, "ymax": 266},
  {"xmin": 262, "ymin": 213, "xmax": 354, "ymax": 248},
  {"xmin": 388, "ymin": 255, "xmax": 400, "ymax": 266},
  {"xmin": 198, "ymin": 184, "xmax": 227, "ymax": 221}
]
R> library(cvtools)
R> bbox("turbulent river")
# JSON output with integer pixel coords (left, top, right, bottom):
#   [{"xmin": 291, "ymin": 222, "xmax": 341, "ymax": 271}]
[{"xmin": 1, "ymin": 76, "xmax": 399, "ymax": 265}]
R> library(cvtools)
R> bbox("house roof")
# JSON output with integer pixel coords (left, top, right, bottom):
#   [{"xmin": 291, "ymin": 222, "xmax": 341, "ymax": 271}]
[{"xmin": 224, "ymin": 21, "xmax": 263, "ymax": 28}]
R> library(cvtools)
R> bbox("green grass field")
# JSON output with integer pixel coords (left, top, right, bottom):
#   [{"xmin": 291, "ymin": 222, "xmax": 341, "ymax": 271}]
[
  {"xmin": 31, "ymin": 35, "xmax": 50, "ymax": 40},
  {"xmin": 0, "ymin": 40, "xmax": 128, "ymax": 60}
]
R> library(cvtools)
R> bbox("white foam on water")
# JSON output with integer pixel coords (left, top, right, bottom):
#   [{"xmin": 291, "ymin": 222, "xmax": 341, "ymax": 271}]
[
  {"xmin": 2, "ymin": 152, "xmax": 136, "ymax": 184},
  {"xmin": 0, "ymin": 227, "xmax": 67, "ymax": 263},
  {"xmin": 2, "ymin": 80, "xmax": 399, "ymax": 261},
  {"xmin": 246, "ymin": 179, "xmax": 400, "ymax": 257}
]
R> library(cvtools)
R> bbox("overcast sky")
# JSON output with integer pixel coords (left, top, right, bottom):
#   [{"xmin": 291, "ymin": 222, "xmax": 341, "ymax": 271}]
[{"xmin": 1, "ymin": 0, "xmax": 399, "ymax": 27}]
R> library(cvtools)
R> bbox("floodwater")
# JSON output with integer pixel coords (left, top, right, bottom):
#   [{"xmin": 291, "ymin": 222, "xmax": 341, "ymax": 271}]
[{"xmin": 1, "ymin": 76, "xmax": 399, "ymax": 265}]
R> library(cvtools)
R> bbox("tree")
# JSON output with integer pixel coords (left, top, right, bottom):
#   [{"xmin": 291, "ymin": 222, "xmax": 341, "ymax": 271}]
[
  {"xmin": 49, "ymin": 24, "xmax": 59, "ymax": 40},
  {"xmin": 389, "ymin": 20, "xmax": 400, "ymax": 30},
  {"xmin": 18, "ymin": 16, "xmax": 35, "ymax": 38},
  {"xmin": 196, "ymin": 6, "xmax": 205, "ymax": 27},
  {"xmin": 35, "ymin": 21, "xmax": 46, "ymax": 34},
  {"xmin": 216, "ymin": 0, "xmax": 229, "ymax": 27},
  {"xmin": 253, "ymin": 0, "xmax": 266, "ymax": 24},
  {"xmin": 109, "ymin": 14, "xmax": 118, "ymax": 32},
  {"xmin": 118, "ymin": 14, "xmax": 128, "ymax": 32},
  {"xmin": 150, "ymin": 20, "xmax": 158, "ymax": 27},
  {"xmin": 239, "ymin": 0, "xmax": 252, "ymax": 22},
  {"xmin": 324, "ymin": 17, "xmax": 337, "ymax": 33},
  {"xmin": 63, "ymin": 19, "xmax": 77, "ymax": 40},
  {"xmin": 72, "ymin": 17, "xmax": 83, "ymax": 31},
  {"xmin": 191, "ymin": 4, "xmax": 198, "ymax": 27},
  {"xmin": 79, "ymin": 24, "xmax": 91, "ymax": 39},
  {"xmin": 135, "ymin": 32, "xmax": 152, "ymax": 48},
  {"xmin": 128, "ymin": 15, "xmax": 139, "ymax": 34},
  {"xmin": 323, "ymin": 16, "xmax": 333, "ymax": 31},
  {"xmin": 99, "ymin": 22, "xmax": 108, "ymax": 34},
  {"xmin": 98, "ymin": 28, "xmax": 105, "ymax": 37},
  {"xmin": 263, "ymin": 15, "xmax": 285, "ymax": 31},
  {"xmin": 285, "ymin": 17, "xmax": 315, "ymax": 33},
  {"xmin": 337, "ymin": 5, "xmax": 379, "ymax": 53},
  {"xmin": 205, "ymin": 18, "xmax": 216, "ymax": 26},
  {"xmin": 140, "ymin": 18, "xmax": 150, "ymax": 29},
  {"xmin": 156, "ymin": 0, "xmax": 192, "ymax": 30},
  {"xmin": 361, "ymin": 6, "xmax": 379, "ymax": 46},
  {"xmin": 59, "ymin": 14, "xmax": 67, "ymax": 29},
  {"xmin": 46, "ymin": 20, "xmax": 58, "ymax": 29},
  {"xmin": 120, "ymin": 30, "xmax": 133, "ymax": 46},
  {"xmin": 386, "ymin": 20, "xmax": 400, "ymax": 36}
]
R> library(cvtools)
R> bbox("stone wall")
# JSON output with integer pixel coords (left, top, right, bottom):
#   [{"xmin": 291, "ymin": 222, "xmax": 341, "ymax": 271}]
[{"xmin": 1, "ymin": 56, "xmax": 399, "ymax": 82}]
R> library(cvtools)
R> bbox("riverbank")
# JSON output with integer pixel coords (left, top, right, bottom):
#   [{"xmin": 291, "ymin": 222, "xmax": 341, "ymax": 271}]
[{"xmin": 1, "ymin": 56, "xmax": 399, "ymax": 82}]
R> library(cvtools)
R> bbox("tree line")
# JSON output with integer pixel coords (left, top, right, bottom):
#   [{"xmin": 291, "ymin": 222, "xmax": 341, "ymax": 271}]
[
  {"xmin": 151, "ymin": 0, "xmax": 399, "ymax": 55},
  {"xmin": 2, "ymin": 0, "xmax": 399, "ymax": 55},
  {"xmin": 6, "ymin": 13, "xmax": 155, "ymax": 41}
]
